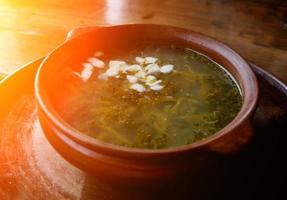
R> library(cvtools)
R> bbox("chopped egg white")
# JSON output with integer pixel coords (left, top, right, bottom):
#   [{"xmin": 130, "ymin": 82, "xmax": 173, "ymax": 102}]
[
  {"xmin": 150, "ymin": 84, "xmax": 164, "ymax": 91},
  {"xmin": 160, "ymin": 64, "xmax": 174, "ymax": 74},
  {"xmin": 145, "ymin": 75, "xmax": 156, "ymax": 82},
  {"xmin": 135, "ymin": 57, "xmax": 145, "ymax": 64},
  {"xmin": 105, "ymin": 67, "xmax": 120, "ymax": 77},
  {"xmin": 145, "ymin": 57, "xmax": 158, "ymax": 64},
  {"xmin": 119, "ymin": 64, "xmax": 129, "ymax": 73},
  {"xmin": 80, "ymin": 68, "xmax": 93, "ymax": 82},
  {"xmin": 82, "ymin": 63, "xmax": 94, "ymax": 70},
  {"xmin": 130, "ymin": 83, "xmax": 146, "ymax": 92},
  {"xmin": 127, "ymin": 75, "xmax": 138, "ymax": 83},
  {"xmin": 88, "ymin": 57, "xmax": 105, "ymax": 68},
  {"xmin": 77, "ymin": 52, "xmax": 176, "ymax": 92},
  {"xmin": 134, "ymin": 70, "xmax": 146, "ymax": 79},
  {"xmin": 105, "ymin": 61, "xmax": 127, "ymax": 77},
  {"xmin": 127, "ymin": 64, "xmax": 142, "ymax": 72},
  {"xmin": 109, "ymin": 61, "xmax": 126, "ymax": 69},
  {"xmin": 145, "ymin": 63, "xmax": 160, "ymax": 74},
  {"xmin": 146, "ymin": 80, "xmax": 162, "ymax": 86}
]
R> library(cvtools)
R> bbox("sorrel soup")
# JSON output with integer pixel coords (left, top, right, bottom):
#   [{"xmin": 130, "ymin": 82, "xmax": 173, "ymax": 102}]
[{"xmin": 55, "ymin": 45, "xmax": 242, "ymax": 149}]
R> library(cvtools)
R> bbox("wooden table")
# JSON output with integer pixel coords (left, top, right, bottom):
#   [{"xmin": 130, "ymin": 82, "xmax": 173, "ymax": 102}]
[{"xmin": 0, "ymin": 0, "xmax": 286, "ymax": 83}]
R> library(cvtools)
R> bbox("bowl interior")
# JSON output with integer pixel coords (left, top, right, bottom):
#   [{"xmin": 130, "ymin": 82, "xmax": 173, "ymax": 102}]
[{"xmin": 36, "ymin": 24, "xmax": 258, "ymax": 154}]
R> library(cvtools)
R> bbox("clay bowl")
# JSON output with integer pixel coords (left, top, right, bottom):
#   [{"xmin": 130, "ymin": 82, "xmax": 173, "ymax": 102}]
[{"xmin": 35, "ymin": 24, "xmax": 258, "ymax": 184}]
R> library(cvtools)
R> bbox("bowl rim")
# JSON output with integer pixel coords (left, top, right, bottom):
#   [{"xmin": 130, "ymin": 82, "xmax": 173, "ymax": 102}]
[{"xmin": 35, "ymin": 23, "xmax": 258, "ymax": 157}]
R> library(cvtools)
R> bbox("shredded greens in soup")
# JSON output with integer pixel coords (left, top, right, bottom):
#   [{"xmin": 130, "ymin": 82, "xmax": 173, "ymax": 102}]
[{"xmin": 56, "ymin": 45, "xmax": 242, "ymax": 149}]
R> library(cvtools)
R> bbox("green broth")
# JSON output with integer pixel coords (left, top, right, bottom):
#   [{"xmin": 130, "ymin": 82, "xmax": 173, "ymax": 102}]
[{"xmin": 57, "ymin": 45, "xmax": 242, "ymax": 149}]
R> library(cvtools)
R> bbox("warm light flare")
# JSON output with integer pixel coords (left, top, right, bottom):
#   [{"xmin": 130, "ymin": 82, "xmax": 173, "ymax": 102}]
[{"xmin": 105, "ymin": 0, "xmax": 124, "ymax": 24}]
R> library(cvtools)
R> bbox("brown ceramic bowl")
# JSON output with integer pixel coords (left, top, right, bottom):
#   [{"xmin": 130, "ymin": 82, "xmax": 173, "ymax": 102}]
[{"xmin": 35, "ymin": 24, "xmax": 258, "ymax": 183}]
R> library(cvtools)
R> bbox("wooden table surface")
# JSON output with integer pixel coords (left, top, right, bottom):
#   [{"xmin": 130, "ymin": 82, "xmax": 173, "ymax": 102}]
[{"xmin": 0, "ymin": 0, "xmax": 286, "ymax": 83}]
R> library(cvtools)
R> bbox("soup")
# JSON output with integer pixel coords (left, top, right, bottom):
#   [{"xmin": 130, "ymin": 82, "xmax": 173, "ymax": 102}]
[{"xmin": 55, "ymin": 45, "xmax": 242, "ymax": 149}]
